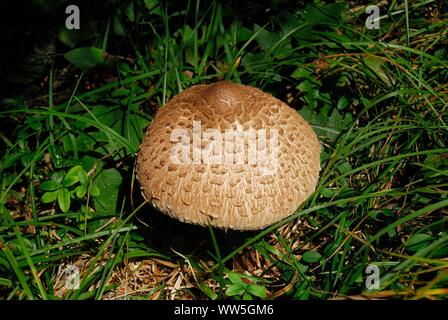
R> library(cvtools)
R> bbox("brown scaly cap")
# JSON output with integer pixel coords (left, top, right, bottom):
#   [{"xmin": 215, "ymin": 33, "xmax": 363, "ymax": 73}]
[{"xmin": 136, "ymin": 81, "xmax": 320, "ymax": 230}]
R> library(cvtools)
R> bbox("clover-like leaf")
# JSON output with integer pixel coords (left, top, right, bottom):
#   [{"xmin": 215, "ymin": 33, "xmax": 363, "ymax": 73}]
[
  {"xmin": 302, "ymin": 250, "xmax": 322, "ymax": 263},
  {"xmin": 75, "ymin": 185, "xmax": 86, "ymax": 198},
  {"xmin": 40, "ymin": 180, "xmax": 60, "ymax": 191},
  {"xmin": 78, "ymin": 169, "xmax": 88, "ymax": 186},
  {"xmin": 225, "ymin": 284, "xmax": 246, "ymax": 297},
  {"xmin": 42, "ymin": 191, "xmax": 58, "ymax": 203},
  {"xmin": 65, "ymin": 47, "xmax": 107, "ymax": 70},
  {"xmin": 242, "ymin": 292, "xmax": 253, "ymax": 300},
  {"xmin": 58, "ymin": 188, "xmax": 71, "ymax": 213},
  {"xmin": 228, "ymin": 272, "xmax": 244, "ymax": 286},
  {"xmin": 63, "ymin": 165, "xmax": 84, "ymax": 187},
  {"xmin": 246, "ymin": 284, "xmax": 267, "ymax": 298}
]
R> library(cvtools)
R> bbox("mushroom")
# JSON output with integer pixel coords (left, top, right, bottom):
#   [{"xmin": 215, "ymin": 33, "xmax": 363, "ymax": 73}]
[{"xmin": 136, "ymin": 81, "xmax": 320, "ymax": 230}]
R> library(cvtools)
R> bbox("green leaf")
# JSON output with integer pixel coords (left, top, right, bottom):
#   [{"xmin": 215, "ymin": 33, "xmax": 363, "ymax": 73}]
[
  {"xmin": 246, "ymin": 284, "xmax": 267, "ymax": 298},
  {"xmin": 364, "ymin": 56, "xmax": 393, "ymax": 86},
  {"xmin": 50, "ymin": 171, "xmax": 64, "ymax": 184},
  {"xmin": 62, "ymin": 175, "xmax": 78, "ymax": 188},
  {"xmin": 66, "ymin": 165, "xmax": 83, "ymax": 179},
  {"xmin": 276, "ymin": 11, "xmax": 303, "ymax": 34},
  {"xmin": 328, "ymin": 109, "xmax": 343, "ymax": 130},
  {"xmin": 90, "ymin": 185, "xmax": 101, "ymax": 197},
  {"xmin": 81, "ymin": 155, "xmax": 97, "ymax": 172},
  {"xmin": 225, "ymin": 284, "xmax": 246, "ymax": 297},
  {"xmin": 92, "ymin": 168, "xmax": 122, "ymax": 213},
  {"xmin": 124, "ymin": 1, "xmax": 135, "ymax": 22},
  {"xmin": 242, "ymin": 292, "xmax": 253, "ymax": 300},
  {"xmin": 41, "ymin": 191, "xmax": 58, "ymax": 203},
  {"xmin": 228, "ymin": 272, "xmax": 244, "ymax": 285},
  {"xmin": 76, "ymin": 134, "xmax": 96, "ymax": 153},
  {"xmin": 336, "ymin": 161, "xmax": 353, "ymax": 174},
  {"xmin": 64, "ymin": 47, "xmax": 107, "ymax": 70},
  {"xmin": 75, "ymin": 185, "xmax": 86, "ymax": 198},
  {"xmin": 63, "ymin": 166, "xmax": 83, "ymax": 187},
  {"xmin": 231, "ymin": 21, "xmax": 253, "ymax": 43},
  {"xmin": 25, "ymin": 117, "xmax": 42, "ymax": 131},
  {"xmin": 291, "ymin": 68, "xmax": 312, "ymax": 80},
  {"xmin": 113, "ymin": 16, "xmax": 126, "ymax": 36},
  {"xmin": 254, "ymin": 24, "xmax": 277, "ymax": 52},
  {"xmin": 337, "ymin": 96, "xmax": 349, "ymax": 110},
  {"xmin": 58, "ymin": 188, "xmax": 71, "ymax": 213},
  {"xmin": 320, "ymin": 187, "xmax": 338, "ymax": 198},
  {"xmin": 78, "ymin": 169, "xmax": 88, "ymax": 186},
  {"xmin": 298, "ymin": 79, "xmax": 320, "ymax": 109},
  {"xmin": 144, "ymin": 0, "xmax": 161, "ymax": 15},
  {"xmin": 40, "ymin": 180, "xmax": 60, "ymax": 191},
  {"xmin": 302, "ymin": 250, "xmax": 322, "ymax": 263}
]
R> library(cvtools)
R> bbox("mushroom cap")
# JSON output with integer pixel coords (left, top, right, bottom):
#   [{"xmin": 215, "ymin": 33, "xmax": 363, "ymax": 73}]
[{"xmin": 136, "ymin": 81, "xmax": 320, "ymax": 230}]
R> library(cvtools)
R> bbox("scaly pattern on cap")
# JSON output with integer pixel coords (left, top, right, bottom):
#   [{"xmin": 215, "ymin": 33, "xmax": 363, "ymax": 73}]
[{"xmin": 136, "ymin": 81, "xmax": 320, "ymax": 230}]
